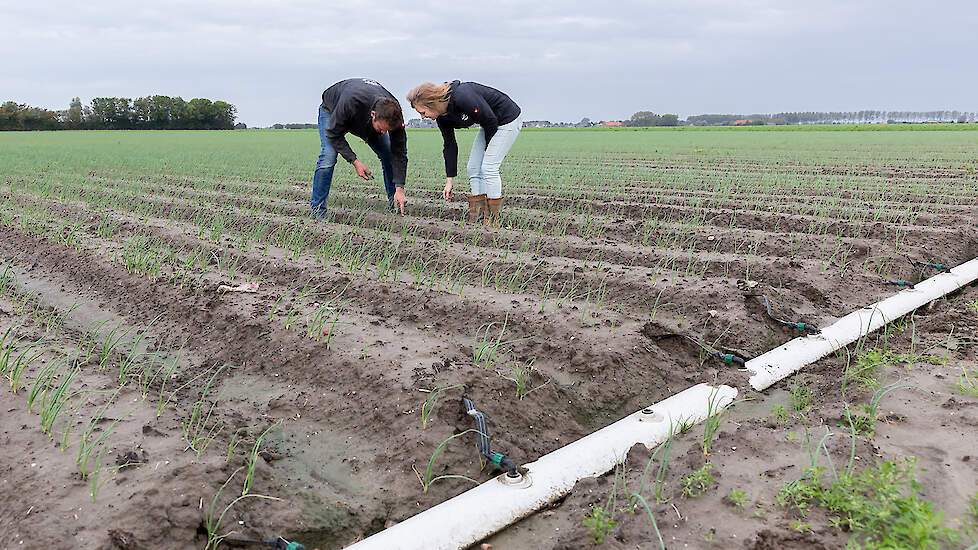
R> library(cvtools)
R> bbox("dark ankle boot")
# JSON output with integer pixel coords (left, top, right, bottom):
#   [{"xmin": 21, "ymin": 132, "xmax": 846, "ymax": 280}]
[
  {"xmin": 467, "ymin": 194, "xmax": 488, "ymax": 224},
  {"xmin": 485, "ymin": 197, "xmax": 502, "ymax": 228}
]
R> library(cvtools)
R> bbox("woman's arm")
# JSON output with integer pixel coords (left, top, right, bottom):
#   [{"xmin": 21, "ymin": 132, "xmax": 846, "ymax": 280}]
[{"xmin": 438, "ymin": 118, "xmax": 459, "ymax": 177}]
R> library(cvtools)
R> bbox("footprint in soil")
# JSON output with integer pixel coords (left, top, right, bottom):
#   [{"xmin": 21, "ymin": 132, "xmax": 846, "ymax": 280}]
[{"xmin": 117, "ymin": 448, "xmax": 148, "ymax": 470}]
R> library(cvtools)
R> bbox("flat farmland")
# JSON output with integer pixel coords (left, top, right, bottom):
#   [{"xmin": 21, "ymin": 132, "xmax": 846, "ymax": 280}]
[{"xmin": 1, "ymin": 126, "xmax": 977, "ymax": 549}]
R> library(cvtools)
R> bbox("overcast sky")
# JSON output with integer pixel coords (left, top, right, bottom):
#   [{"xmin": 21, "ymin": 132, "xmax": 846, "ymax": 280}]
[{"xmin": 3, "ymin": 0, "xmax": 976, "ymax": 126}]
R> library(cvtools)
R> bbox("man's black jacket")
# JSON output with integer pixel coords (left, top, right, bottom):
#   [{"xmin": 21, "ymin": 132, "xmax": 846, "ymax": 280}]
[
  {"xmin": 321, "ymin": 78, "xmax": 407, "ymax": 188},
  {"xmin": 436, "ymin": 81, "xmax": 521, "ymax": 177}
]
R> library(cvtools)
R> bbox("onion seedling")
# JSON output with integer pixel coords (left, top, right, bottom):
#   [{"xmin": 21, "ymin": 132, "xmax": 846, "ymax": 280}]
[{"xmin": 413, "ymin": 429, "xmax": 483, "ymax": 493}]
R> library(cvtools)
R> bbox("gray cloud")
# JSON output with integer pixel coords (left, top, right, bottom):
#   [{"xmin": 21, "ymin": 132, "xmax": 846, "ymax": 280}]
[{"xmin": 2, "ymin": 0, "xmax": 976, "ymax": 126}]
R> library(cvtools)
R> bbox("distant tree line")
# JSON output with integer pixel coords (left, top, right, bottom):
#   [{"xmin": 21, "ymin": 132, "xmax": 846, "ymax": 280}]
[
  {"xmin": 271, "ymin": 123, "xmax": 317, "ymax": 129},
  {"xmin": 687, "ymin": 110, "xmax": 976, "ymax": 126},
  {"xmin": 625, "ymin": 111, "xmax": 680, "ymax": 127},
  {"xmin": 1, "ymin": 96, "xmax": 237, "ymax": 130}
]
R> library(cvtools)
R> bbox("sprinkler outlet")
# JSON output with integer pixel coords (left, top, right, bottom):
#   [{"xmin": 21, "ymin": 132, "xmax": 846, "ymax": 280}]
[
  {"xmin": 498, "ymin": 470, "xmax": 532, "ymax": 489},
  {"xmin": 639, "ymin": 408, "xmax": 664, "ymax": 422}
]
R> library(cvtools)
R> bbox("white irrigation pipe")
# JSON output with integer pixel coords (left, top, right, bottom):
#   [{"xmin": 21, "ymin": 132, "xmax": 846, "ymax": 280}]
[
  {"xmin": 345, "ymin": 383, "xmax": 737, "ymax": 550},
  {"xmin": 748, "ymin": 256, "xmax": 978, "ymax": 390}
]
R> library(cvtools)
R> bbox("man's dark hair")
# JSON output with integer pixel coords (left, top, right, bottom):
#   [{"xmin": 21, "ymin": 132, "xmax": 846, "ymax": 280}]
[{"xmin": 373, "ymin": 97, "xmax": 404, "ymax": 127}]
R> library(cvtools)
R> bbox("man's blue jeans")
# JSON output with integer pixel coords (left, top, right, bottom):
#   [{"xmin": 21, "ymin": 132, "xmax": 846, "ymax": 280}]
[{"xmin": 312, "ymin": 106, "xmax": 395, "ymax": 212}]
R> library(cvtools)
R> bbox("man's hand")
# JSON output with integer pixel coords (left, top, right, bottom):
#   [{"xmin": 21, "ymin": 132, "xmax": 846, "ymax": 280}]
[
  {"xmin": 443, "ymin": 177, "xmax": 454, "ymax": 200},
  {"xmin": 352, "ymin": 159, "xmax": 373, "ymax": 180},
  {"xmin": 393, "ymin": 187, "xmax": 407, "ymax": 215}
]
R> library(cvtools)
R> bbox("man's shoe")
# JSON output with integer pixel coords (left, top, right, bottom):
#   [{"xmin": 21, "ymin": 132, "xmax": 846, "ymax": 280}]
[{"xmin": 310, "ymin": 207, "xmax": 328, "ymax": 221}]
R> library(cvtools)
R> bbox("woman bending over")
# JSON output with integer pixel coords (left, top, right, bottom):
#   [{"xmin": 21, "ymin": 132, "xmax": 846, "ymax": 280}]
[{"xmin": 407, "ymin": 81, "xmax": 522, "ymax": 227}]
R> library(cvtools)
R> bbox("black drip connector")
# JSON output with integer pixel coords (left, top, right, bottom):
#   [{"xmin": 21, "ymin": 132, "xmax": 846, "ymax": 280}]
[
  {"xmin": 223, "ymin": 536, "xmax": 305, "ymax": 550},
  {"xmin": 907, "ymin": 255, "xmax": 951, "ymax": 272},
  {"xmin": 711, "ymin": 352, "xmax": 746, "ymax": 368},
  {"xmin": 462, "ymin": 396, "xmax": 519, "ymax": 476},
  {"xmin": 747, "ymin": 294, "xmax": 820, "ymax": 334},
  {"xmin": 646, "ymin": 333, "xmax": 748, "ymax": 368}
]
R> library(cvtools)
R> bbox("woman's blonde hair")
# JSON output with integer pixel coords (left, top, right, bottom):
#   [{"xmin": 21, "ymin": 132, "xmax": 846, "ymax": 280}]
[{"xmin": 406, "ymin": 82, "xmax": 451, "ymax": 111}]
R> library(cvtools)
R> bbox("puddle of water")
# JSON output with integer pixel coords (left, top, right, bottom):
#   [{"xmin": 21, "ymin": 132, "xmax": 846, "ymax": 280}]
[{"xmin": 726, "ymin": 387, "xmax": 792, "ymax": 422}]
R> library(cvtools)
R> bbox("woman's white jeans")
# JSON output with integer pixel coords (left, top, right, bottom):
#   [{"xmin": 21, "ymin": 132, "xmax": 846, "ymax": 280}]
[{"xmin": 466, "ymin": 114, "xmax": 522, "ymax": 199}]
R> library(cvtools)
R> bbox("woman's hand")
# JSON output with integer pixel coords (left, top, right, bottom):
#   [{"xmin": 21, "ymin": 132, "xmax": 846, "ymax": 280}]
[{"xmin": 443, "ymin": 177, "xmax": 454, "ymax": 200}]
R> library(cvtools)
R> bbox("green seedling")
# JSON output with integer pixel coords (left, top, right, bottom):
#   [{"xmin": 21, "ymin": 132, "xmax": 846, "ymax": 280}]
[
  {"xmin": 954, "ymin": 368, "xmax": 978, "ymax": 397},
  {"xmin": 505, "ymin": 358, "xmax": 550, "ymax": 400},
  {"xmin": 790, "ymin": 520, "xmax": 812, "ymax": 533},
  {"xmin": 242, "ymin": 420, "xmax": 281, "ymax": 496},
  {"xmin": 27, "ymin": 359, "xmax": 59, "ymax": 411},
  {"xmin": 78, "ymin": 319, "xmax": 109, "ymax": 363},
  {"xmin": 48, "ymin": 302, "xmax": 81, "ymax": 337},
  {"xmin": 585, "ymin": 461, "xmax": 624, "ymax": 545},
  {"xmin": 0, "ymin": 324, "xmax": 22, "ymax": 376},
  {"xmin": 118, "ymin": 315, "xmax": 162, "ymax": 385},
  {"xmin": 844, "ymin": 381, "xmax": 908, "ymax": 436},
  {"xmin": 413, "ymin": 429, "xmax": 483, "ymax": 493},
  {"xmin": 38, "ymin": 361, "xmax": 80, "ymax": 436},
  {"xmin": 157, "ymin": 360, "xmax": 210, "ymax": 417},
  {"xmin": 76, "ymin": 390, "xmax": 126, "ymax": 479},
  {"xmin": 702, "ymin": 388, "xmax": 728, "ymax": 456},
  {"xmin": 420, "ymin": 384, "xmax": 464, "ymax": 429},
  {"xmin": 204, "ymin": 467, "xmax": 281, "ymax": 550},
  {"xmin": 473, "ymin": 315, "xmax": 517, "ymax": 369},
  {"xmin": 847, "ymin": 348, "xmax": 903, "ymax": 390},
  {"xmin": 97, "ymin": 322, "xmax": 133, "ymax": 372},
  {"xmin": 90, "ymin": 452, "xmax": 143, "ymax": 502},
  {"xmin": 629, "ymin": 493, "xmax": 666, "ymax": 549},
  {"xmin": 226, "ymin": 428, "xmax": 246, "ymax": 463},
  {"xmin": 634, "ymin": 424, "xmax": 674, "ymax": 505},
  {"xmin": 182, "ymin": 364, "xmax": 231, "ymax": 456},
  {"xmin": 8, "ymin": 342, "xmax": 49, "ymax": 392},
  {"xmin": 0, "ymin": 265, "xmax": 16, "ymax": 296}
]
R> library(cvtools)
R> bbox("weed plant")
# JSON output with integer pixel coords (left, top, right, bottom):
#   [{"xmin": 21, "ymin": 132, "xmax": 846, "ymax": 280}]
[
  {"xmin": 583, "ymin": 506, "xmax": 617, "ymax": 545},
  {"xmin": 778, "ymin": 458, "xmax": 956, "ymax": 549},
  {"xmin": 681, "ymin": 463, "xmax": 716, "ymax": 498},
  {"xmin": 790, "ymin": 376, "xmax": 813, "ymax": 413},
  {"xmin": 724, "ymin": 488, "xmax": 749, "ymax": 508}
]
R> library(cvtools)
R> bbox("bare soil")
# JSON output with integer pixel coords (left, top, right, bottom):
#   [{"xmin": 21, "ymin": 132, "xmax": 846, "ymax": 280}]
[{"xmin": 0, "ymin": 169, "xmax": 977, "ymax": 550}]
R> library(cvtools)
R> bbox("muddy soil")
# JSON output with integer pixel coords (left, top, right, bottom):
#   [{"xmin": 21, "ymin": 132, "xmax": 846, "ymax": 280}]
[{"xmin": 1, "ymin": 140, "xmax": 977, "ymax": 550}]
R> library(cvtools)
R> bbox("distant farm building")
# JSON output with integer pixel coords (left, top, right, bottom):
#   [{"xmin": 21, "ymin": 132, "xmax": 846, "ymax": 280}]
[{"xmin": 599, "ymin": 121, "xmax": 622, "ymax": 127}]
